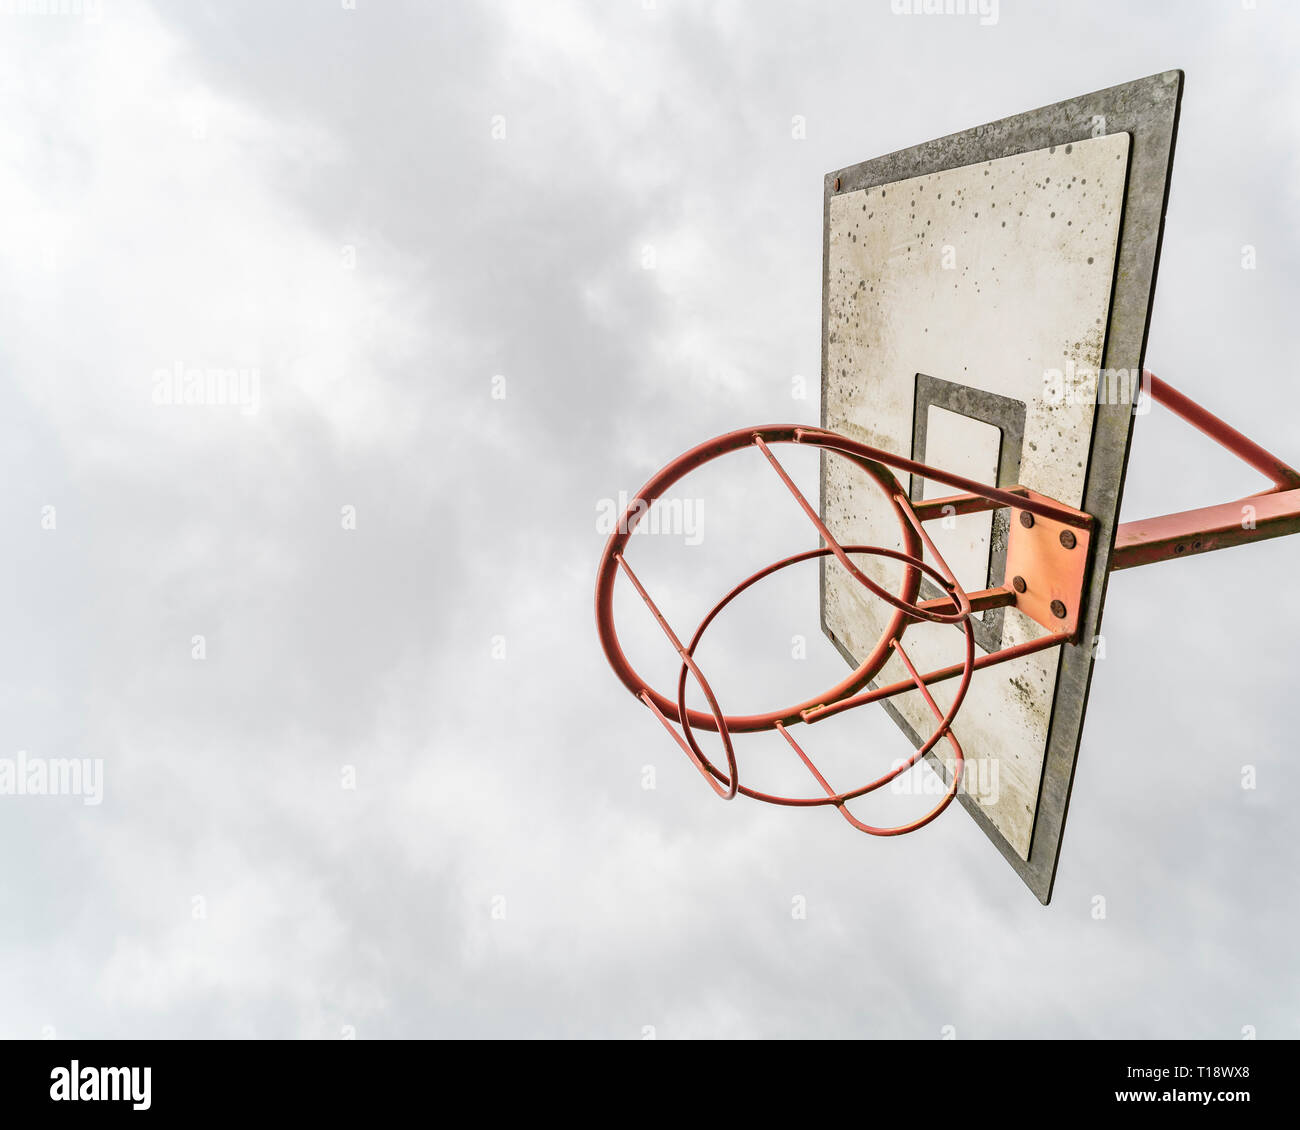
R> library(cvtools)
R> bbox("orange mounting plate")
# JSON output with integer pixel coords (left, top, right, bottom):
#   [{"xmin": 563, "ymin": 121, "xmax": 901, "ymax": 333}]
[{"xmin": 1004, "ymin": 491, "xmax": 1094, "ymax": 640}]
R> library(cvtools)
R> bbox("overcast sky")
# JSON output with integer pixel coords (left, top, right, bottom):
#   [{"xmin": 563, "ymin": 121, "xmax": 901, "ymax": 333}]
[{"xmin": 1, "ymin": 0, "xmax": 1297, "ymax": 1038}]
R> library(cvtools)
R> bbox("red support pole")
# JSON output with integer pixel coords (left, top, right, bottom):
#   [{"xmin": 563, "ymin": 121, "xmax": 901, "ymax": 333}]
[
  {"xmin": 1142, "ymin": 372, "xmax": 1300, "ymax": 490},
  {"xmin": 1111, "ymin": 372, "xmax": 1300, "ymax": 570}
]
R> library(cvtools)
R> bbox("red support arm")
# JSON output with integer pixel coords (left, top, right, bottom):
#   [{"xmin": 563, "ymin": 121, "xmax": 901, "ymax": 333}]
[{"xmin": 1111, "ymin": 372, "xmax": 1300, "ymax": 570}]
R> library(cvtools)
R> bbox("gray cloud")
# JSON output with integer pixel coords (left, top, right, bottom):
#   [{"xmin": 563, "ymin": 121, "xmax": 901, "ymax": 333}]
[{"xmin": 0, "ymin": 0, "xmax": 1296, "ymax": 1038}]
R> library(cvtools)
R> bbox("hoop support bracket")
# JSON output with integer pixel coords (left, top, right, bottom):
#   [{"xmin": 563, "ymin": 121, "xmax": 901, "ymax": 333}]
[{"xmin": 1111, "ymin": 371, "xmax": 1300, "ymax": 570}]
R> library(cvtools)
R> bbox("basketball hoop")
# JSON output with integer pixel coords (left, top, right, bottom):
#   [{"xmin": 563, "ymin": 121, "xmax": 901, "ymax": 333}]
[
  {"xmin": 598, "ymin": 70, "xmax": 1300, "ymax": 901},
  {"xmin": 594, "ymin": 425, "xmax": 1091, "ymax": 836}
]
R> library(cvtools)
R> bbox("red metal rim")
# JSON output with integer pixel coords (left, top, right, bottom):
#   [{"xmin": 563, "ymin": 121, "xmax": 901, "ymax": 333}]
[
  {"xmin": 595, "ymin": 426, "xmax": 934, "ymax": 733},
  {"xmin": 668, "ymin": 542, "xmax": 975, "ymax": 810},
  {"xmin": 595, "ymin": 423, "xmax": 988, "ymax": 835}
]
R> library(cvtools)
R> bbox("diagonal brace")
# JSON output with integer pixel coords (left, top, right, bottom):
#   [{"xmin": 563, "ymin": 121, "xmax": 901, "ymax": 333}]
[{"xmin": 1111, "ymin": 371, "xmax": 1300, "ymax": 570}]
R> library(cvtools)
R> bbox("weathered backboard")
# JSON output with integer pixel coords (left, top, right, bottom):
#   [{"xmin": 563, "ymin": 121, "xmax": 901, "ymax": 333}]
[{"xmin": 820, "ymin": 72, "xmax": 1182, "ymax": 903}]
